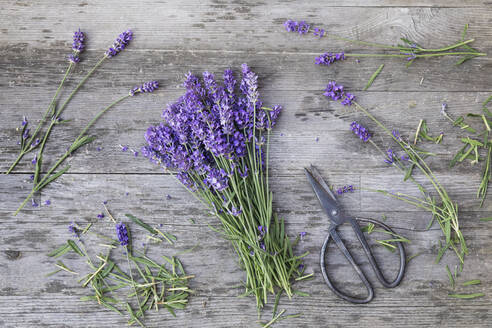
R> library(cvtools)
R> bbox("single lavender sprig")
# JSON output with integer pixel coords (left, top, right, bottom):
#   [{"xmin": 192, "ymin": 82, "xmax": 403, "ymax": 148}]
[{"xmin": 284, "ymin": 20, "xmax": 486, "ymax": 66}]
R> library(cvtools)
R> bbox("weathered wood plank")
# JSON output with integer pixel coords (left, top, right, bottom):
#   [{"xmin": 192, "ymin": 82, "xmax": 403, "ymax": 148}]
[
  {"xmin": 1, "ymin": 89, "xmax": 491, "ymax": 174},
  {"xmin": 1, "ymin": 2, "xmax": 492, "ymax": 52}
]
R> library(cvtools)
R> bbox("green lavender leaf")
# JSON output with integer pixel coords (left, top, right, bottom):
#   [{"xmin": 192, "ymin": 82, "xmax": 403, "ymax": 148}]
[
  {"xmin": 455, "ymin": 55, "xmax": 476, "ymax": 66},
  {"xmin": 67, "ymin": 240, "xmax": 84, "ymax": 257},
  {"xmin": 446, "ymin": 265, "xmax": 455, "ymax": 288},
  {"xmin": 47, "ymin": 243, "xmax": 71, "ymax": 258},
  {"xmin": 462, "ymin": 279, "xmax": 481, "ymax": 286},
  {"xmin": 480, "ymin": 217, "xmax": 492, "ymax": 221},
  {"xmin": 450, "ymin": 144, "xmax": 468, "ymax": 168},
  {"xmin": 125, "ymin": 214, "xmax": 157, "ymax": 234},
  {"xmin": 363, "ymin": 64, "xmax": 384, "ymax": 91},
  {"xmin": 403, "ymin": 163, "xmax": 415, "ymax": 181},
  {"xmin": 36, "ymin": 165, "xmax": 70, "ymax": 190},
  {"xmin": 462, "ymin": 24, "xmax": 469, "ymax": 40},
  {"xmin": 69, "ymin": 135, "xmax": 96, "ymax": 153}
]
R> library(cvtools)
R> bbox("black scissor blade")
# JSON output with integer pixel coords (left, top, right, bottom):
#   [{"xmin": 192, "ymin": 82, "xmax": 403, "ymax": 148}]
[
  {"xmin": 304, "ymin": 167, "xmax": 340, "ymax": 222},
  {"xmin": 308, "ymin": 164, "xmax": 338, "ymax": 202}
]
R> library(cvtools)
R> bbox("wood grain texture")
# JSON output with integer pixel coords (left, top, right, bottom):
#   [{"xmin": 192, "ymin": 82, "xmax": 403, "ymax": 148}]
[{"xmin": 0, "ymin": 0, "xmax": 491, "ymax": 327}]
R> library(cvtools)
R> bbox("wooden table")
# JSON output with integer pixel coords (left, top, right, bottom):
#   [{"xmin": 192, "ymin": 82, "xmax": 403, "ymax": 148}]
[{"xmin": 1, "ymin": 1, "xmax": 491, "ymax": 327}]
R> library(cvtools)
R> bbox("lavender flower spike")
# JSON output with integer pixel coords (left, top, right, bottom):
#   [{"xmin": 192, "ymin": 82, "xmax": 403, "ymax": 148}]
[
  {"xmin": 129, "ymin": 80, "xmax": 159, "ymax": 96},
  {"xmin": 115, "ymin": 222, "xmax": 129, "ymax": 246},
  {"xmin": 72, "ymin": 29, "xmax": 85, "ymax": 52},
  {"xmin": 324, "ymin": 81, "xmax": 345, "ymax": 101},
  {"xmin": 105, "ymin": 30, "xmax": 133, "ymax": 58},
  {"xmin": 68, "ymin": 29, "xmax": 85, "ymax": 63},
  {"xmin": 315, "ymin": 52, "xmax": 345, "ymax": 66},
  {"xmin": 350, "ymin": 121, "xmax": 371, "ymax": 142}
]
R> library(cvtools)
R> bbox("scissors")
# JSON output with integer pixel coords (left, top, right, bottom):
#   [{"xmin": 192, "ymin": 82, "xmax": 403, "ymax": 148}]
[{"xmin": 304, "ymin": 165, "xmax": 406, "ymax": 303}]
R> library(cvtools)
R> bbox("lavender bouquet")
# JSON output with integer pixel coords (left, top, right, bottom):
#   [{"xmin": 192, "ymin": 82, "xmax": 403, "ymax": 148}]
[{"xmin": 142, "ymin": 64, "xmax": 307, "ymax": 309}]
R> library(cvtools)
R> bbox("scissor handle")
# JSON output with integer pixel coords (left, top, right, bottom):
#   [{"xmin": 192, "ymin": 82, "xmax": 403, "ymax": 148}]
[{"xmin": 320, "ymin": 217, "xmax": 406, "ymax": 303}]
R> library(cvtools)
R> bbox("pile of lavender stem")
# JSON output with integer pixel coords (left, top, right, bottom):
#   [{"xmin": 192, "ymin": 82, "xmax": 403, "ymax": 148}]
[
  {"xmin": 6, "ymin": 29, "xmax": 159, "ymax": 215},
  {"xmin": 142, "ymin": 64, "xmax": 308, "ymax": 309},
  {"xmin": 283, "ymin": 20, "xmax": 486, "ymax": 66},
  {"xmin": 324, "ymin": 81, "xmax": 467, "ymax": 270}
]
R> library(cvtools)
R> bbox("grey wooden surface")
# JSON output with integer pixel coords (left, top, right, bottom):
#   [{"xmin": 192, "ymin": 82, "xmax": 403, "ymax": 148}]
[{"xmin": 1, "ymin": 1, "xmax": 492, "ymax": 327}]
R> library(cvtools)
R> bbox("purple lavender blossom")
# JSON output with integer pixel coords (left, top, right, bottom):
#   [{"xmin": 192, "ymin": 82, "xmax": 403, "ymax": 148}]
[
  {"xmin": 283, "ymin": 19, "xmax": 298, "ymax": 32},
  {"xmin": 22, "ymin": 116, "xmax": 28, "ymax": 126},
  {"xmin": 68, "ymin": 222, "xmax": 77, "ymax": 236},
  {"xmin": 31, "ymin": 155, "xmax": 37, "ymax": 165},
  {"xmin": 315, "ymin": 52, "xmax": 345, "ymax": 66},
  {"xmin": 298, "ymin": 21, "xmax": 310, "ymax": 34},
  {"xmin": 120, "ymin": 145, "xmax": 129, "ymax": 152},
  {"xmin": 44, "ymin": 199, "xmax": 51, "ymax": 206},
  {"xmin": 31, "ymin": 199, "xmax": 38, "ymax": 207},
  {"xmin": 337, "ymin": 185, "xmax": 354, "ymax": 195},
  {"xmin": 341, "ymin": 93, "xmax": 355, "ymax": 106},
  {"xmin": 350, "ymin": 121, "xmax": 371, "ymax": 142},
  {"xmin": 204, "ymin": 168, "xmax": 229, "ymax": 191},
  {"xmin": 401, "ymin": 154, "xmax": 409, "ymax": 161},
  {"xmin": 68, "ymin": 53, "xmax": 80, "ymax": 64},
  {"xmin": 142, "ymin": 65, "xmax": 280, "ymax": 202},
  {"xmin": 105, "ymin": 30, "xmax": 133, "ymax": 58},
  {"xmin": 31, "ymin": 138, "xmax": 40, "ymax": 148},
  {"xmin": 239, "ymin": 166, "xmax": 249, "ymax": 178},
  {"xmin": 129, "ymin": 80, "xmax": 159, "ymax": 96},
  {"xmin": 392, "ymin": 129, "xmax": 401, "ymax": 141},
  {"xmin": 313, "ymin": 27, "xmax": 325, "ymax": 38},
  {"xmin": 300, "ymin": 231, "xmax": 307, "ymax": 239},
  {"xmin": 384, "ymin": 148, "xmax": 395, "ymax": 164},
  {"xmin": 324, "ymin": 81, "xmax": 345, "ymax": 101},
  {"xmin": 97, "ymin": 213, "xmax": 105, "ymax": 219},
  {"xmin": 115, "ymin": 222, "xmax": 129, "ymax": 246},
  {"xmin": 22, "ymin": 128, "xmax": 30, "ymax": 140}
]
